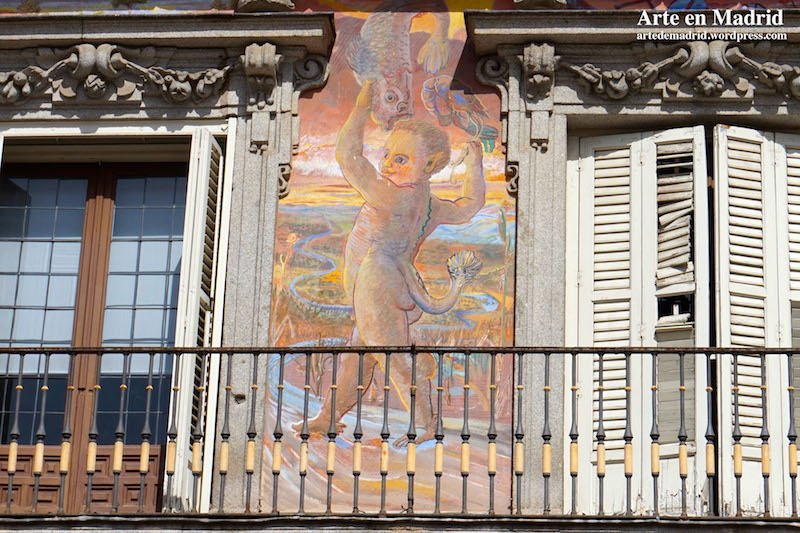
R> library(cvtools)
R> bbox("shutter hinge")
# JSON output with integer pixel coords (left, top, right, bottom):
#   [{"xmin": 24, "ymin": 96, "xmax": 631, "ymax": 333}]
[
  {"xmin": 708, "ymin": 176, "xmax": 714, "ymax": 188},
  {"xmin": 577, "ymin": 271, "xmax": 582, "ymax": 287}
]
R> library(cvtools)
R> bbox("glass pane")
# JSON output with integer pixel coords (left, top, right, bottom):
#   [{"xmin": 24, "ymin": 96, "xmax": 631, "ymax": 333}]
[
  {"xmin": 42, "ymin": 310, "xmax": 73, "ymax": 343},
  {"xmin": 108, "ymin": 242, "xmax": 138, "ymax": 273},
  {"xmin": 16, "ymin": 275, "xmax": 47, "ymax": 307},
  {"xmin": 0, "ymin": 275, "xmax": 16, "ymax": 306},
  {"xmin": 25, "ymin": 208, "xmax": 55, "ymax": 238},
  {"xmin": 112, "ymin": 209, "xmax": 142, "ymax": 237},
  {"xmin": 133, "ymin": 309, "xmax": 165, "ymax": 341},
  {"xmin": 27, "ymin": 179, "xmax": 58, "ymax": 207},
  {"xmin": 11, "ymin": 309, "xmax": 44, "ymax": 341},
  {"xmin": 47, "ymin": 276, "xmax": 78, "ymax": 307},
  {"xmin": 142, "ymin": 208, "xmax": 173, "ymax": 238},
  {"xmin": 54, "ymin": 209, "xmax": 85, "ymax": 239},
  {"xmin": 0, "ymin": 309, "xmax": 12, "ymax": 339},
  {"xmin": 0, "ymin": 242, "xmax": 21, "ymax": 272},
  {"xmin": 102, "ymin": 309, "xmax": 133, "ymax": 342},
  {"xmin": 139, "ymin": 242, "xmax": 169, "ymax": 272},
  {"xmin": 115, "ymin": 178, "xmax": 145, "ymax": 207},
  {"xmin": 20, "ymin": 242, "xmax": 52, "ymax": 273},
  {"xmin": 0, "ymin": 208, "xmax": 25, "ymax": 238},
  {"xmin": 57, "ymin": 180, "xmax": 88, "ymax": 207},
  {"xmin": 136, "ymin": 275, "xmax": 167, "ymax": 306},
  {"xmin": 105, "ymin": 275, "xmax": 136, "ymax": 307},
  {"xmin": 145, "ymin": 178, "xmax": 175, "ymax": 206},
  {"xmin": 50, "ymin": 242, "xmax": 81, "ymax": 273}
]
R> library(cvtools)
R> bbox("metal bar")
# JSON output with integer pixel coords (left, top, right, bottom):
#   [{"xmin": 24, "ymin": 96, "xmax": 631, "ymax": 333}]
[
  {"xmin": 624, "ymin": 351, "xmax": 633, "ymax": 516},
  {"xmin": 461, "ymin": 352, "xmax": 471, "ymax": 515},
  {"xmin": 57, "ymin": 352, "xmax": 76, "ymax": 515},
  {"xmin": 298, "ymin": 352, "xmax": 311, "ymax": 515},
  {"xmin": 138, "ymin": 352, "xmax": 156, "ymax": 513},
  {"xmin": 86, "ymin": 354, "xmax": 103, "ymax": 514},
  {"xmin": 326, "ymin": 350, "xmax": 339, "ymax": 515},
  {"xmin": 650, "ymin": 351, "xmax": 659, "ymax": 517},
  {"xmin": 219, "ymin": 352, "xmax": 233, "ymax": 513},
  {"xmin": 761, "ymin": 353, "xmax": 770, "ymax": 517},
  {"xmin": 597, "ymin": 351, "xmax": 605, "ymax": 516},
  {"xmin": 678, "ymin": 351, "xmax": 688, "ymax": 518},
  {"xmin": 245, "ymin": 352, "xmax": 260, "ymax": 513},
  {"xmin": 569, "ymin": 351, "xmax": 578, "ymax": 515},
  {"xmin": 191, "ymin": 351, "xmax": 208, "ymax": 513},
  {"xmin": 406, "ymin": 346, "xmax": 418, "ymax": 514},
  {"xmin": 352, "ymin": 352, "xmax": 365, "ymax": 514},
  {"xmin": 705, "ymin": 351, "xmax": 716, "ymax": 516},
  {"xmin": 111, "ymin": 351, "xmax": 130, "ymax": 514},
  {"xmin": 6, "ymin": 354, "xmax": 24, "ymax": 513},
  {"xmin": 165, "ymin": 351, "xmax": 181, "ymax": 513},
  {"xmin": 32, "ymin": 352, "xmax": 51, "ymax": 514},
  {"xmin": 488, "ymin": 351, "xmax": 498, "ymax": 515},
  {"xmin": 379, "ymin": 352, "xmax": 391, "ymax": 515},
  {"xmin": 434, "ymin": 352, "xmax": 444, "ymax": 515},
  {"xmin": 733, "ymin": 352, "xmax": 742, "ymax": 517},
  {"xmin": 788, "ymin": 352, "xmax": 797, "ymax": 518},
  {"xmin": 542, "ymin": 351, "xmax": 551, "ymax": 516},
  {"xmin": 515, "ymin": 350, "xmax": 525, "ymax": 515},
  {"xmin": 270, "ymin": 352, "xmax": 286, "ymax": 515}
]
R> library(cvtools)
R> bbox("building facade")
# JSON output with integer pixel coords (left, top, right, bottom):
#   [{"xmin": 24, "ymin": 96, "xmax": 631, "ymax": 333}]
[{"xmin": 1, "ymin": 1, "xmax": 800, "ymax": 530}]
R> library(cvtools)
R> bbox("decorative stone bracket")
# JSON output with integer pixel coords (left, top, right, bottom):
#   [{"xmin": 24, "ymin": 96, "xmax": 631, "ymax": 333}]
[
  {"xmin": 561, "ymin": 41, "xmax": 800, "ymax": 102},
  {"xmin": 241, "ymin": 42, "xmax": 329, "ymax": 198},
  {"xmin": 0, "ymin": 43, "xmax": 234, "ymax": 105},
  {"xmin": 477, "ymin": 43, "xmax": 557, "ymax": 196}
]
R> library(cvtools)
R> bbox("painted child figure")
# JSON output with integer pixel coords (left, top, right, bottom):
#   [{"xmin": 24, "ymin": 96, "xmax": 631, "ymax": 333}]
[{"xmin": 299, "ymin": 80, "xmax": 485, "ymax": 445}]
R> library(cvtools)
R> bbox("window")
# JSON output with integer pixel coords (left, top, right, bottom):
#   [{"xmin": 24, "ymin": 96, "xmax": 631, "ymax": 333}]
[
  {"xmin": 567, "ymin": 124, "xmax": 800, "ymax": 516},
  {"xmin": 0, "ymin": 128, "xmax": 229, "ymax": 514}
]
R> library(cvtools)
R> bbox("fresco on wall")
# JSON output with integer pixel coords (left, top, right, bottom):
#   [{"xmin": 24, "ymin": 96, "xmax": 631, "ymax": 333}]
[
  {"xmin": 0, "ymin": 0, "xmax": 795, "ymax": 13},
  {"xmin": 262, "ymin": 0, "xmax": 516, "ymax": 514}
]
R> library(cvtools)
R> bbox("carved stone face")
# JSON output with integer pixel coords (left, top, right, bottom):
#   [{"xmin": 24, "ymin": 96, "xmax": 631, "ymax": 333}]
[{"xmin": 369, "ymin": 72, "xmax": 413, "ymax": 130}]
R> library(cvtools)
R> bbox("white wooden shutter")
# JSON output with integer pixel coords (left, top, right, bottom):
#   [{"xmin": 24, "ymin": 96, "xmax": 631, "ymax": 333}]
[
  {"xmin": 169, "ymin": 128, "xmax": 226, "ymax": 511},
  {"xmin": 714, "ymin": 125, "xmax": 787, "ymax": 516},
  {"xmin": 571, "ymin": 127, "xmax": 710, "ymax": 515}
]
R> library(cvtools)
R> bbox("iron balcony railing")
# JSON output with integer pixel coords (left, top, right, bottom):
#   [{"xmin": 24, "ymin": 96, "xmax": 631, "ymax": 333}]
[{"xmin": 0, "ymin": 347, "xmax": 798, "ymax": 518}]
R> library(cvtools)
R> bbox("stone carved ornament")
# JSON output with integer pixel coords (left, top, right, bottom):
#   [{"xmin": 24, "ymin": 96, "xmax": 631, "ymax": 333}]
[
  {"xmin": 562, "ymin": 41, "xmax": 800, "ymax": 102},
  {"xmin": 0, "ymin": 43, "xmax": 234, "ymax": 105}
]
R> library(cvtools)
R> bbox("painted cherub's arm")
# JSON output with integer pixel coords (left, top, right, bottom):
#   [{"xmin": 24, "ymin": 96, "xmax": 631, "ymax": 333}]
[
  {"xmin": 335, "ymin": 81, "xmax": 395, "ymax": 208},
  {"xmin": 433, "ymin": 141, "xmax": 486, "ymax": 225}
]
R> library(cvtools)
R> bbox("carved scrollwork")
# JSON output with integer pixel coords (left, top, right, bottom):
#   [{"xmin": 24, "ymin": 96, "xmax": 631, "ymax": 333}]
[
  {"xmin": 0, "ymin": 43, "xmax": 232, "ymax": 105},
  {"xmin": 278, "ymin": 163, "xmax": 292, "ymax": 199},
  {"xmin": 505, "ymin": 162, "xmax": 519, "ymax": 198},
  {"xmin": 242, "ymin": 42, "xmax": 279, "ymax": 110},
  {"xmin": 562, "ymin": 40, "xmax": 800, "ymax": 102}
]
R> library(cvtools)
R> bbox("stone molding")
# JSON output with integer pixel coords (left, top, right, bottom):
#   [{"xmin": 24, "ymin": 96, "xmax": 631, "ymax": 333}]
[
  {"xmin": 561, "ymin": 41, "xmax": 800, "ymax": 102},
  {"xmin": 0, "ymin": 43, "xmax": 234, "ymax": 105},
  {"xmin": 242, "ymin": 42, "xmax": 329, "ymax": 198}
]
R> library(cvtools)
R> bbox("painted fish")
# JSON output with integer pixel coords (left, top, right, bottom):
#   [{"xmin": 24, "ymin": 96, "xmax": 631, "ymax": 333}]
[{"xmin": 344, "ymin": 0, "xmax": 450, "ymax": 129}]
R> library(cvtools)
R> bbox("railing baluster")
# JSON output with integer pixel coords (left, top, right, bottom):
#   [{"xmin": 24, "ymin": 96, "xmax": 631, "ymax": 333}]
[
  {"xmin": 597, "ymin": 351, "xmax": 605, "ymax": 516},
  {"xmin": 514, "ymin": 351, "xmax": 524, "ymax": 515},
  {"xmin": 705, "ymin": 351, "xmax": 716, "ymax": 516},
  {"xmin": 244, "ymin": 352, "xmax": 260, "ymax": 513},
  {"xmin": 86, "ymin": 354, "xmax": 102, "ymax": 514},
  {"xmin": 406, "ymin": 347, "xmax": 417, "ymax": 514},
  {"xmin": 624, "ymin": 351, "xmax": 633, "ymax": 516},
  {"xmin": 165, "ymin": 352, "xmax": 180, "ymax": 513},
  {"xmin": 191, "ymin": 351, "xmax": 207, "ymax": 512},
  {"xmin": 379, "ymin": 352, "xmax": 391, "ymax": 515},
  {"xmin": 487, "ymin": 351, "xmax": 498, "ymax": 515},
  {"xmin": 461, "ymin": 352, "xmax": 471, "ymax": 514},
  {"xmin": 270, "ymin": 352, "xmax": 285, "ymax": 515},
  {"xmin": 111, "ymin": 351, "xmax": 130, "ymax": 514},
  {"xmin": 650, "ymin": 351, "xmax": 659, "ymax": 517},
  {"xmin": 542, "ymin": 351, "xmax": 551, "ymax": 515},
  {"xmin": 58, "ymin": 352, "xmax": 76, "ymax": 515},
  {"xmin": 219, "ymin": 352, "xmax": 233, "ymax": 513},
  {"xmin": 761, "ymin": 353, "xmax": 770, "ymax": 517},
  {"xmin": 678, "ymin": 351, "xmax": 688, "ymax": 518},
  {"xmin": 569, "ymin": 351, "xmax": 578, "ymax": 515},
  {"xmin": 298, "ymin": 351, "xmax": 311, "ymax": 514},
  {"xmin": 32, "ymin": 352, "xmax": 51, "ymax": 513},
  {"xmin": 733, "ymin": 351, "xmax": 742, "ymax": 517},
  {"xmin": 788, "ymin": 351, "xmax": 797, "ymax": 518},
  {"xmin": 138, "ymin": 352, "xmax": 156, "ymax": 513},
  {"xmin": 352, "ymin": 352, "xmax": 365, "ymax": 513},
  {"xmin": 6, "ymin": 354, "xmax": 24, "ymax": 512},
  {"xmin": 326, "ymin": 351, "xmax": 339, "ymax": 515},
  {"xmin": 434, "ymin": 352, "xmax": 444, "ymax": 515}
]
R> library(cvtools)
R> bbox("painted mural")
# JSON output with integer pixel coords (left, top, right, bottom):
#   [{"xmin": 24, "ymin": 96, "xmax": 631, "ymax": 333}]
[{"xmin": 263, "ymin": 0, "xmax": 516, "ymax": 514}]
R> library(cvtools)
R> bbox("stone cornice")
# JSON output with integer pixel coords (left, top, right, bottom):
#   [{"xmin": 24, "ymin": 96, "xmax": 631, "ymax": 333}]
[
  {"xmin": 465, "ymin": 10, "xmax": 800, "ymax": 55},
  {"xmin": 0, "ymin": 12, "xmax": 335, "ymax": 56}
]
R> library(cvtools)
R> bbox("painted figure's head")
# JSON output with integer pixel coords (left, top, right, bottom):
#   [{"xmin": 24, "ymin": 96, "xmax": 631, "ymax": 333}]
[
  {"xmin": 380, "ymin": 119, "xmax": 450, "ymax": 187},
  {"xmin": 370, "ymin": 70, "xmax": 413, "ymax": 130}
]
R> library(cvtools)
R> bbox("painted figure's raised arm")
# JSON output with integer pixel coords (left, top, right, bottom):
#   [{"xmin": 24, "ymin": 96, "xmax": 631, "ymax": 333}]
[
  {"xmin": 335, "ymin": 81, "xmax": 396, "ymax": 208},
  {"xmin": 434, "ymin": 141, "xmax": 486, "ymax": 225}
]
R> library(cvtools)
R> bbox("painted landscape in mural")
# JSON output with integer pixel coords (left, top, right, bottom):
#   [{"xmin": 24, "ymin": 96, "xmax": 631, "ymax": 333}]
[{"xmin": 263, "ymin": 0, "xmax": 515, "ymax": 514}]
